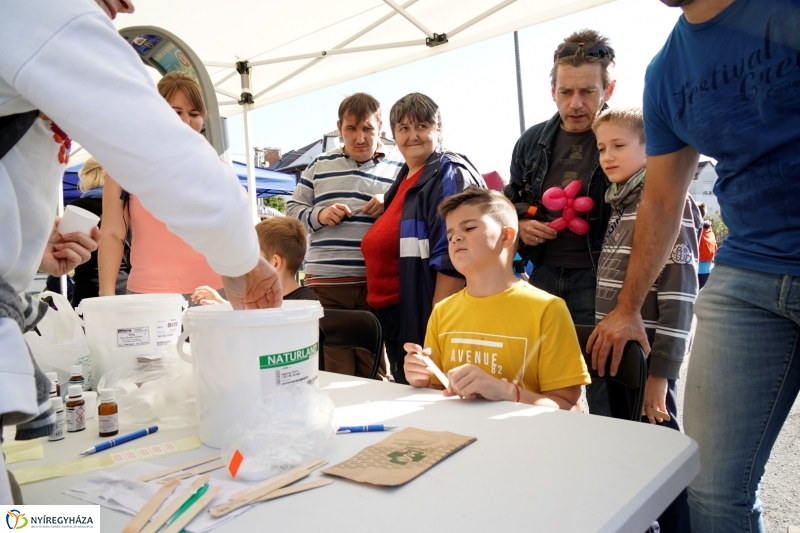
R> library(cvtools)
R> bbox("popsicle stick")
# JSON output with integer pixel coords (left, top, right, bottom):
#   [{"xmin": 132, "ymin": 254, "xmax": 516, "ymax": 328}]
[
  {"xmin": 138, "ymin": 454, "xmax": 221, "ymax": 482},
  {"xmin": 162, "ymin": 485, "xmax": 221, "ymax": 533},
  {"xmin": 156, "ymin": 459, "xmax": 226, "ymax": 484},
  {"xmin": 421, "ymin": 355, "xmax": 450, "ymax": 389},
  {"xmin": 644, "ymin": 406, "xmax": 671, "ymax": 422},
  {"xmin": 210, "ymin": 460, "xmax": 327, "ymax": 518},
  {"xmin": 252, "ymin": 478, "xmax": 333, "ymax": 503},
  {"xmin": 122, "ymin": 479, "xmax": 180, "ymax": 533},
  {"xmin": 229, "ymin": 459, "xmax": 327, "ymax": 500},
  {"xmin": 140, "ymin": 475, "xmax": 210, "ymax": 533}
]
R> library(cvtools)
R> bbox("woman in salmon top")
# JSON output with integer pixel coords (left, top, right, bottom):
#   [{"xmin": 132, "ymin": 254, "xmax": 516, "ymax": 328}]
[{"xmin": 98, "ymin": 72, "xmax": 224, "ymax": 302}]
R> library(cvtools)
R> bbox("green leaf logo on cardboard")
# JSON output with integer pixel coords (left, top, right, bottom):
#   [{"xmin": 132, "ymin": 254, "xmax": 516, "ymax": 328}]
[{"xmin": 387, "ymin": 449, "xmax": 426, "ymax": 465}]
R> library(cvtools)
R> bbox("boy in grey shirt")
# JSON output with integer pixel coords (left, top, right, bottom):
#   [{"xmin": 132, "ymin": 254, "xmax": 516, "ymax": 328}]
[{"xmin": 593, "ymin": 108, "xmax": 700, "ymax": 533}]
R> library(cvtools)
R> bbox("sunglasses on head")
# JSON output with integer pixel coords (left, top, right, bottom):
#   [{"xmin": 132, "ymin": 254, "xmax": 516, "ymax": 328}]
[{"xmin": 553, "ymin": 42, "xmax": 614, "ymax": 63}]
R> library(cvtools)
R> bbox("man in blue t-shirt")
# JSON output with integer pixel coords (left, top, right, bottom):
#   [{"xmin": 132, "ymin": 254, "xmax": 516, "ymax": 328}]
[{"xmin": 587, "ymin": 1, "xmax": 800, "ymax": 532}]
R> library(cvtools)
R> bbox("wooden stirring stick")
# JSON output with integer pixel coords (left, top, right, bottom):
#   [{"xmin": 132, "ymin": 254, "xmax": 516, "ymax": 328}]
[
  {"xmin": 228, "ymin": 459, "xmax": 327, "ymax": 500},
  {"xmin": 162, "ymin": 485, "xmax": 221, "ymax": 533},
  {"xmin": 140, "ymin": 475, "xmax": 210, "ymax": 533},
  {"xmin": 122, "ymin": 479, "xmax": 180, "ymax": 533},
  {"xmin": 644, "ymin": 406, "xmax": 672, "ymax": 422},
  {"xmin": 137, "ymin": 454, "xmax": 221, "ymax": 483},
  {"xmin": 210, "ymin": 460, "xmax": 327, "ymax": 518},
  {"xmin": 253, "ymin": 478, "xmax": 333, "ymax": 503},
  {"xmin": 156, "ymin": 460, "xmax": 226, "ymax": 484}
]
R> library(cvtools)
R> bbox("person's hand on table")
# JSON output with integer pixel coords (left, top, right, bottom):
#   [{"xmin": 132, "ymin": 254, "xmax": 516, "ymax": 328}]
[
  {"xmin": 222, "ymin": 256, "xmax": 282, "ymax": 310},
  {"xmin": 192, "ymin": 286, "xmax": 225, "ymax": 305},
  {"xmin": 643, "ymin": 375, "xmax": 669, "ymax": 424},
  {"xmin": 518, "ymin": 219, "xmax": 556, "ymax": 246},
  {"xmin": 360, "ymin": 194, "xmax": 385, "ymax": 217},
  {"xmin": 403, "ymin": 343, "xmax": 434, "ymax": 388},
  {"xmin": 39, "ymin": 221, "xmax": 100, "ymax": 276},
  {"xmin": 318, "ymin": 203, "xmax": 352, "ymax": 226},
  {"xmin": 444, "ymin": 364, "xmax": 513, "ymax": 401},
  {"xmin": 586, "ymin": 307, "xmax": 651, "ymax": 377}
]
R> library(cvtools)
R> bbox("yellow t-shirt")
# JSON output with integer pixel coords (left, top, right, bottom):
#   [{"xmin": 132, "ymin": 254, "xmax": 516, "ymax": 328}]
[{"xmin": 425, "ymin": 281, "xmax": 591, "ymax": 393}]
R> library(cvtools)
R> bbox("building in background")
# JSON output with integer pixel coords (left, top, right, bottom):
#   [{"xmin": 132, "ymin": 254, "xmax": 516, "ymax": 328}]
[
  {"xmin": 688, "ymin": 160, "xmax": 720, "ymax": 216},
  {"xmin": 269, "ymin": 130, "xmax": 397, "ymax": 181}
]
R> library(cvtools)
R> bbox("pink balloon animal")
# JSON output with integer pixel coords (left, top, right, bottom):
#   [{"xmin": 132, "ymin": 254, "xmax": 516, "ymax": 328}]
[{"xmin": 541, "ymin": 180, "xmax": 594, "ymax": 235}]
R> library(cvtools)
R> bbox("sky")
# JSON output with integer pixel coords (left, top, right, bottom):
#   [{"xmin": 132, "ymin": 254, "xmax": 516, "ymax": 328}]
[{"xmin": 224, "ymin": 0, "xmax": 684, "ymax": 182}]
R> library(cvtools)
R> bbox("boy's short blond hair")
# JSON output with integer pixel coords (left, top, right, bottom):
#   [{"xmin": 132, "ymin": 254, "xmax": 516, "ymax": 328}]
[
  {"xmin": 255, "ymin": 217, "xmax": 307, "ymax": 274},
  {"xmin": 592, "ymin": 107, "xmax": 645, "ymax": 144},
  {"xmin": 438, "ymin": 187, "xmax": 518, "ymax": 232}
]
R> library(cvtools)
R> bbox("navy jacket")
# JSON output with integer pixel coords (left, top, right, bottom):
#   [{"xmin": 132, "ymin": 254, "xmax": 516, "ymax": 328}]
[
  {"xmin": 384, "ymin": 149, "xmax": 485, "ymax": 350},
  {"xmin": 504, "ymin": 111, "xmax": 611, "ymax": 272}
]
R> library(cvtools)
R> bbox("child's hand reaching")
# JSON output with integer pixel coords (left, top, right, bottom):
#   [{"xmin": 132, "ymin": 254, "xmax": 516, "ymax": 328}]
[
  {"xmin": 403, "ymin": 343, "xmax": 434, "ymax": 388},
  {"xmin": 192, "ymin": 285, "xmax": 225, "ymax": 305},
  {"xmin": 643, "ymin": 375, "xmax": 669, "ymax": 424},
  {"xmin": 445, "ymin": 364, "xmax": 515, "ymax": 402}
]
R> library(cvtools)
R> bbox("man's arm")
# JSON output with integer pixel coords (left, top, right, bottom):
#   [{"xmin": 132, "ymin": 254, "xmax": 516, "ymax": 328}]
[{"xmin": 588, "ymin": 146, "xmax": 700, "ymax": 376}]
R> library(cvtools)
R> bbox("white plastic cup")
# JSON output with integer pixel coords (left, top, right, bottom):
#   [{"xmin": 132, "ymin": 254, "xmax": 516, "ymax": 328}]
[{"xmin": 58, "ymin": 205, "xmax": 100, "ymax": 236}]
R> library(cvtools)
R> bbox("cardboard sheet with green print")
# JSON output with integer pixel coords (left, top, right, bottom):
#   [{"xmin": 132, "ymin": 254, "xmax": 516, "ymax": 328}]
[{"xmin": 322, "ymin": 428, "xmax": 476, "ymax": 486}]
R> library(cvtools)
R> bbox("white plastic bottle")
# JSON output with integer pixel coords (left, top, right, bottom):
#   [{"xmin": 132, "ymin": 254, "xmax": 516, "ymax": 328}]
[{"xmin": 49, "ymin": 397, "xmax": 66, "ymax": 441}]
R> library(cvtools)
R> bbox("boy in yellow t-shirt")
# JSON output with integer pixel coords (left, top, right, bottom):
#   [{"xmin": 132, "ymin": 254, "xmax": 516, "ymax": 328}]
[{"xmin": 404, "ymin": 187, "xmax": 590, "ymax": 411}]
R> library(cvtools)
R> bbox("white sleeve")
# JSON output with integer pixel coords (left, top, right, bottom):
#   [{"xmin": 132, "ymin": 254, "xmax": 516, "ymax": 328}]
[{"xmin": 2, "ymin": 3, "xmax": 259, "ymax": 277}]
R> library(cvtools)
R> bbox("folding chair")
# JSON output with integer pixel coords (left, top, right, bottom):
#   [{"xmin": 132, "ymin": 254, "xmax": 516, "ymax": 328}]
[
  {"xmin": 575, "ymin": 324, "xmax": 647, "ymax": 422},
  {"xmin": 318, "ymin": 309, "xmax": 383, "ymax": 379}
]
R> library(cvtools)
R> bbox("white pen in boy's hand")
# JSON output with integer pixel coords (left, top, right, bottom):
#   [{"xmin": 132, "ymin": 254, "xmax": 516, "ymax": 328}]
[{"xmin": 421, "ymin": 354, "xmax": 450, "ymax": 389}]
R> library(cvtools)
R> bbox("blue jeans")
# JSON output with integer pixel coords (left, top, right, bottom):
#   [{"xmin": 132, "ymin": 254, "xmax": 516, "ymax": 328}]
[
  {"xmin": 529, "ymin": 264, "xmax": 612, "ymax": 417},
  {"xmin": 685, "ymin": 264, "xmax": 800, "ymax": 533}
]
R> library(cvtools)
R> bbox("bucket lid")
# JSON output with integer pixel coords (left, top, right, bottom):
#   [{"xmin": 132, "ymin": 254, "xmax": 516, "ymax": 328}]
[
  {"xmin": 182, "ymin": 299, "xmax": 324, "ymax": 329},
  {"xmin": 79, "ymin": 293, "xmax": 187, "ymax": 312}
]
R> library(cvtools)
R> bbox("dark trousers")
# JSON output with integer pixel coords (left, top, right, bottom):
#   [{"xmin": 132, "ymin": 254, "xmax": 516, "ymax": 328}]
[
  {"xmin": 373, "ymin": 304, "xmax": 406, "ymax": 384},
  {"xmin": 529, "ymin": 264, "xmax": 612, "ymax": 416},
  {"xmin": 607, "ymin": 378, "xmax": 692, "ymax": 533},
  {"xmin": 311, "ymin": 284, "xmax": 385, "ymax": 379}
]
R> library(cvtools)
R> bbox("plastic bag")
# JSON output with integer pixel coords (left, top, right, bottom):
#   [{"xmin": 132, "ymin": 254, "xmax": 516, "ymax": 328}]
[
  {"xmin": 24, "ymin": 291, "xmax": 92, "ymax": 390},
  {"xmin": 221, "ymin": 384, "xmax": 336, "ymax": 481},
  {"xmin": 96, "ymin": 344, "xmax": 196, "ymax": 429}
]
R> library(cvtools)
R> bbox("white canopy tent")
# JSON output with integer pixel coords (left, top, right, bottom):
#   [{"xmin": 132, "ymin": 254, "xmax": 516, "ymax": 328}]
[{"xmin": 111, "ymin": 0, "xmax": 615, "ymax": 220}]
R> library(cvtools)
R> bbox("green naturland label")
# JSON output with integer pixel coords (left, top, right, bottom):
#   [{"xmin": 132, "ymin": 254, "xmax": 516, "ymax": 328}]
[{"xmin": 259, "ymin": 342, "xmax": 319, "ymax": 369}]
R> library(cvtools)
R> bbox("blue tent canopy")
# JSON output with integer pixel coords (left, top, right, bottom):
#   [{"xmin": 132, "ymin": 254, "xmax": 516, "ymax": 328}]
[{"xmin": 62, "ymin": 160, "xmax": 295, "ymax": 205}]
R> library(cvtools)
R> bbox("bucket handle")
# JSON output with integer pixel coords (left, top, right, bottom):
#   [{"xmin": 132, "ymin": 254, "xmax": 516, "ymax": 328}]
[{"xmin": 176, "ymin": 329, "xmax": 193, "ymax": 364}]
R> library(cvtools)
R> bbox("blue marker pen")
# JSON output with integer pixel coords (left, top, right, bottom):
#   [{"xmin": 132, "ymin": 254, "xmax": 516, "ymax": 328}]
[
  {"xmin": 336, "ymin": 425, "xmax": 397, "ymax": 434},
  {"xmin": 80, "ymin": 426, "xmax": 159, "ymax": 455}
]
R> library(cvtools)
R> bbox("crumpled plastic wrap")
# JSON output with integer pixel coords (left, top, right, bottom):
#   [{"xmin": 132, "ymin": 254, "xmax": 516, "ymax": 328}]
[
  {"xmin": 220, "ymin": 384, "xmax": 336, "ymax": 480},
  {"xmin": 96, "ymin": 345, "xmax": 197, "ymax": 429}
]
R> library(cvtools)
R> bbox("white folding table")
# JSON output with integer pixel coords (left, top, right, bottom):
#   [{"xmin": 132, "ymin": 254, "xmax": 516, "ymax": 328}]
[{"xmin": 11, "ymin": 372, "xmax": 699, "ymax": 532}]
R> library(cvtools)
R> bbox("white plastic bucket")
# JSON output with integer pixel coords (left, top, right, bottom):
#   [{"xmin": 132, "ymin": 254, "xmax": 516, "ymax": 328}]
[
  {"xmin": 177, "ymin": 300, "xmax": 324, "ymax": 448},
  {"xmin": 79, "ymin": 294, "xmax": 187, "ymax": 389}
]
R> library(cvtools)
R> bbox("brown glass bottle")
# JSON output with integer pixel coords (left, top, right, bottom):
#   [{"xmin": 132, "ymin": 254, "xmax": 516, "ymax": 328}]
[
  {"xmin": 98, "ymin": 388, "xmax": 119, "ymax": 437},
  {"xmin": 66, "ymin": 385, "xmax": 86, "ymax": 432}
]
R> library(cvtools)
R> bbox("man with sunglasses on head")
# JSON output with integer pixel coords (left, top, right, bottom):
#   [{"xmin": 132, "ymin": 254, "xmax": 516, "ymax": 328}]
[
  {"xmin": 504, "ymin": 29, "xmax": 614, "ymax": 417},
  {"xmin": 587, "ymin": 1, "xmax": 800, "ymax": 532}
]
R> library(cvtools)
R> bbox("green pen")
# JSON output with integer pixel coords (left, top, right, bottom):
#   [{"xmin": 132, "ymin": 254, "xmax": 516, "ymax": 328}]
[{"xmin": 164, "ymin": 482, "xmax": 210, "ymax": 528}]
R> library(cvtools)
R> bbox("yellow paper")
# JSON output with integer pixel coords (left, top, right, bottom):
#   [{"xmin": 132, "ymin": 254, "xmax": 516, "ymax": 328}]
[
  {"xmin": 2, "ymin": 438, "xmax": 45, "ymax": 465},
  {"xmin": 11, "ymin": 436, "xmax": 201, "ymax": 485}
]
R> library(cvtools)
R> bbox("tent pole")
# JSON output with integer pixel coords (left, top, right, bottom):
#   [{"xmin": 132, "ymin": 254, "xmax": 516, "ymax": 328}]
[
  {"xmin": 237, "ymin": 61, "xmax": 259, "ymax": 225},
  {"xmin": 514, "ymin": 31, "xmax": 525, "ymax": 135},
  {"xmin": 58, "ymin": 168, "xmax": 67, "ymax": 298}
]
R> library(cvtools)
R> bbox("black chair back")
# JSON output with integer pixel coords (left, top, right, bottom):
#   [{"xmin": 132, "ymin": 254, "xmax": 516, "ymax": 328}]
[
  {"xmin": 319, "ymin": 309, "xmax": 383, "ymax": 379},
  {"xmin": 574, "ymin": 324, "xmax": 647, "ymax": 422}
]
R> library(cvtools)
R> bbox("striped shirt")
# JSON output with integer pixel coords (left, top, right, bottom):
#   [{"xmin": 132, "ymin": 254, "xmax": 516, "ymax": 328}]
[
  {"xmin": 595, "ymin": 174, "xmax": 702, "ymax": 380},
  {"xmin": 286, "ymin": 144, "xmax": 403, "ymax": 281}
]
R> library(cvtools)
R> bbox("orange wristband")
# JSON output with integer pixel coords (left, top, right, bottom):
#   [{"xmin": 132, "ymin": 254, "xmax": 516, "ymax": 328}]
[{"xmin": 513, "ymin": 382, "xmax": 521, "ymax": 403}]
